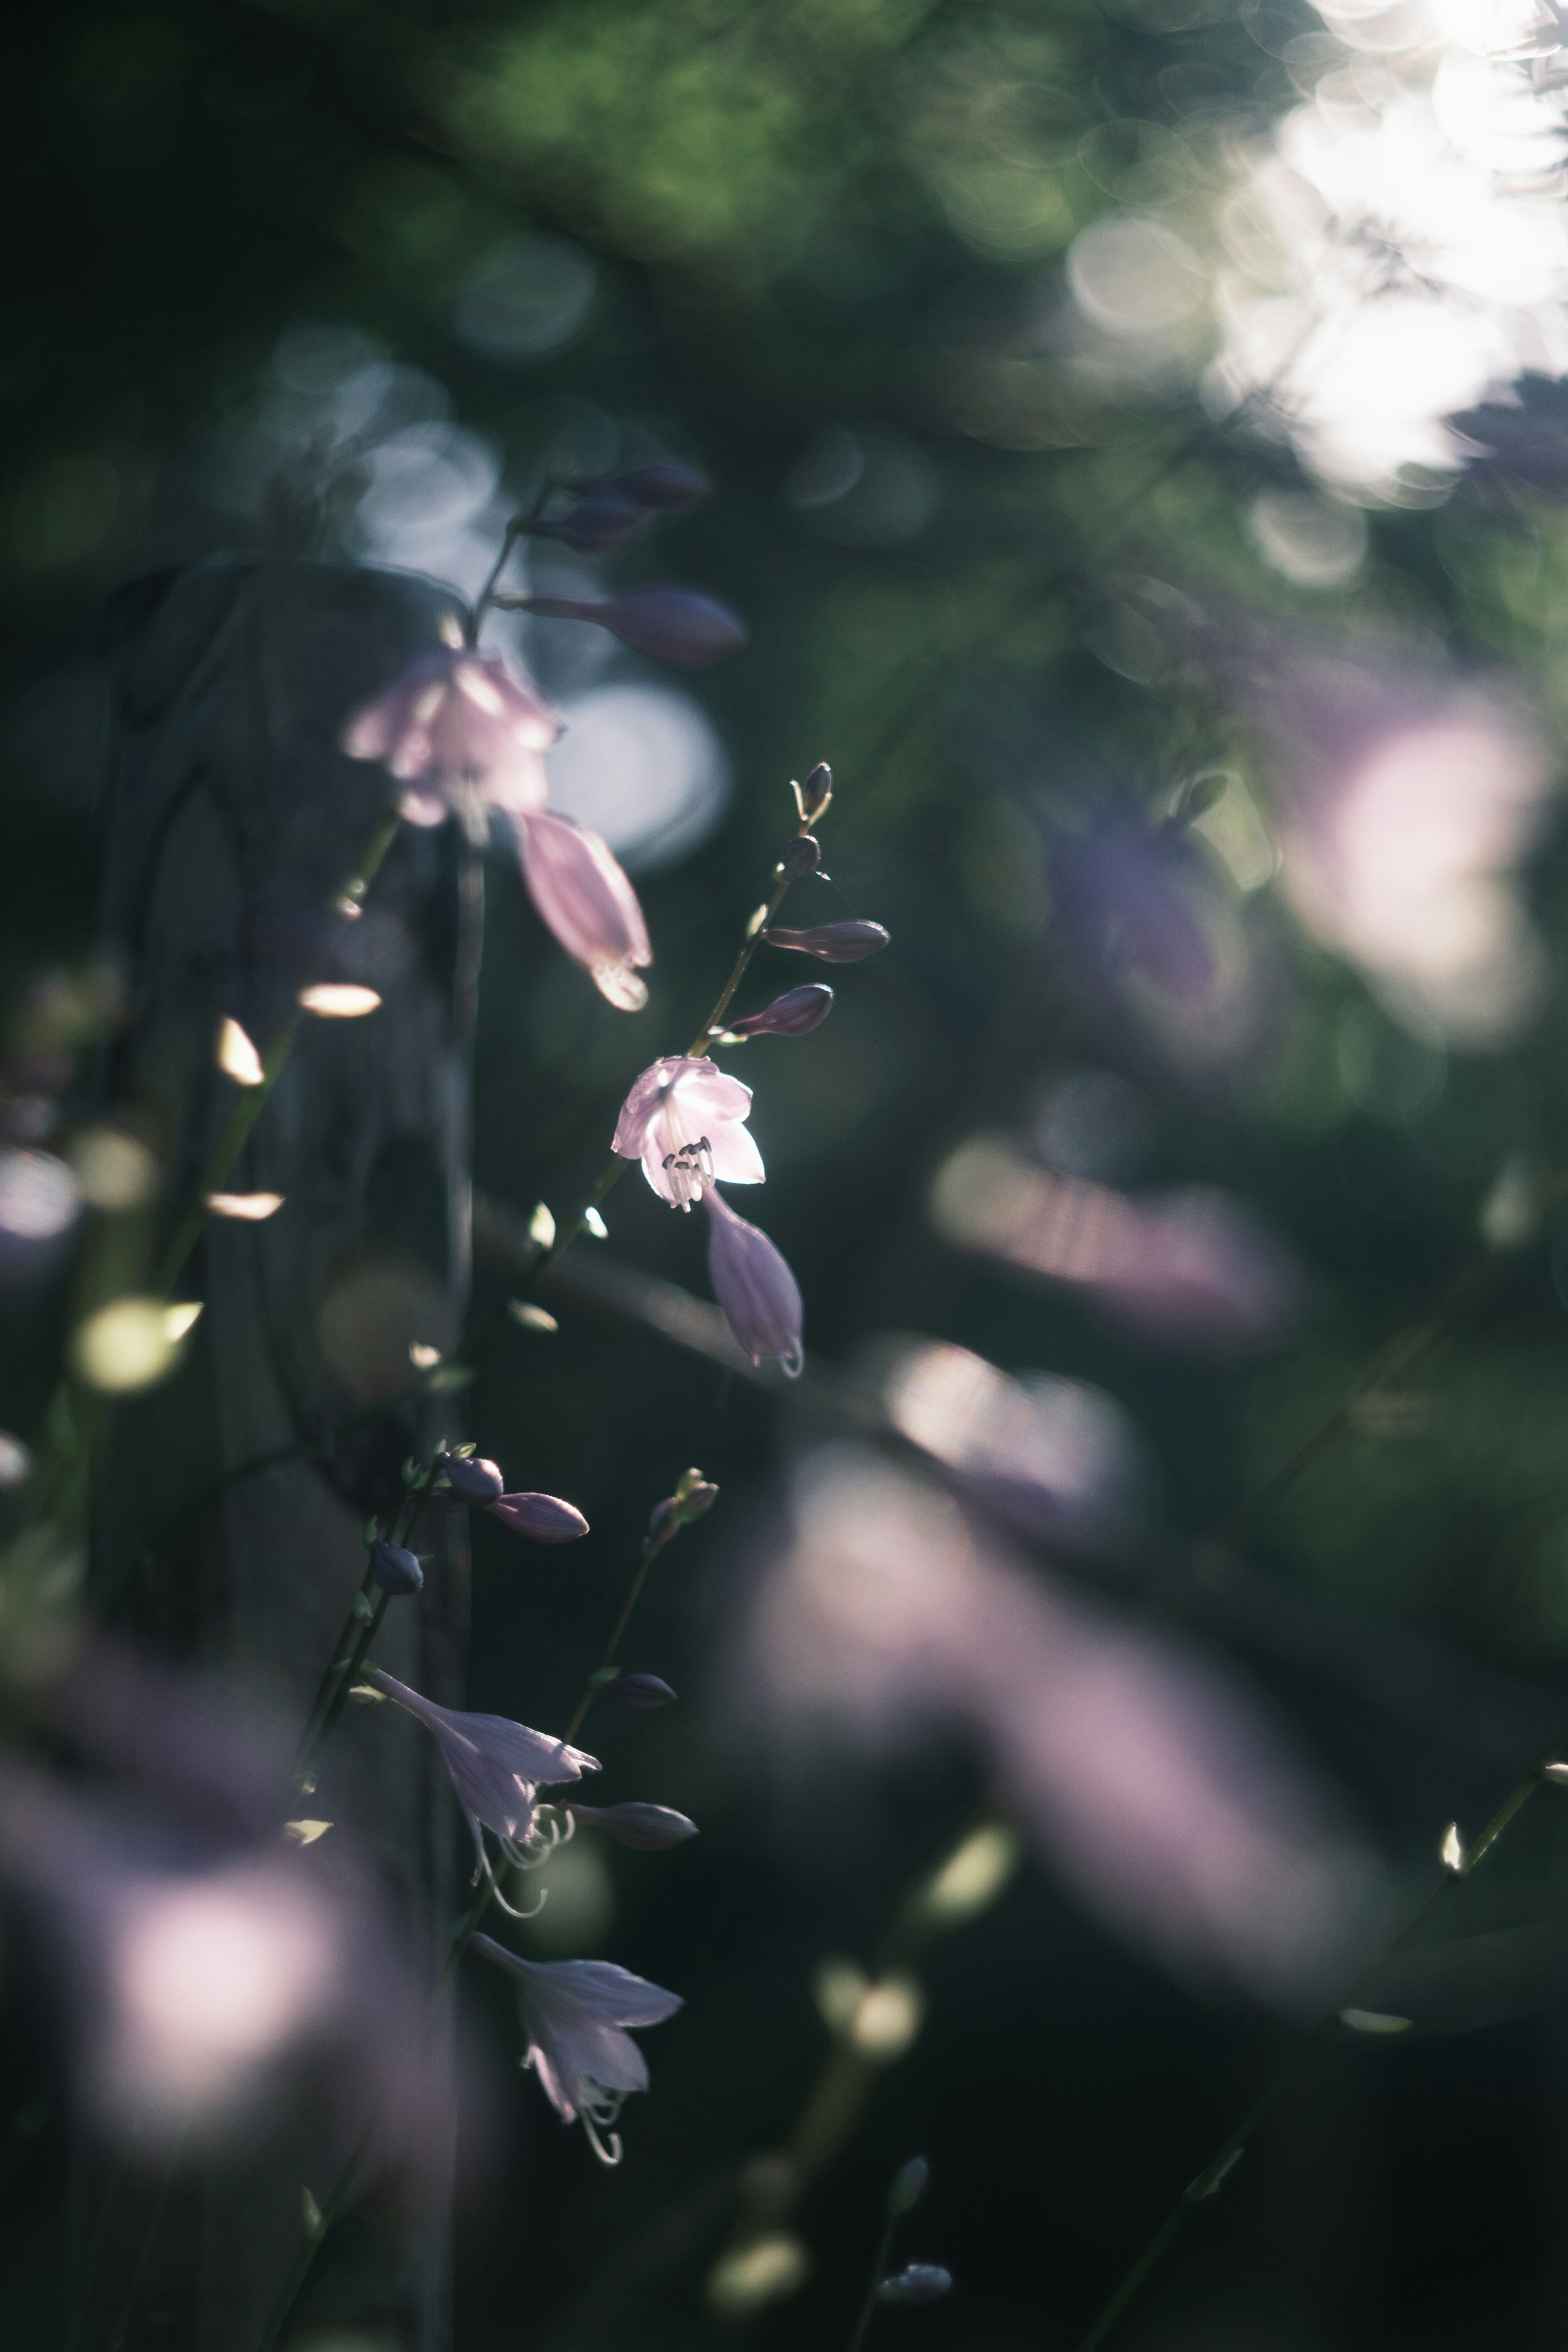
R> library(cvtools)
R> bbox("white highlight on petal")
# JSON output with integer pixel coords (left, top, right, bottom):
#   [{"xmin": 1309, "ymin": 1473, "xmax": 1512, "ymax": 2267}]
[
  {"xmin": 217, "ymin": 1019, "xmax": 265, "ymax": 1087},
  {"xmin": 74, "ymin": 1299, "xmax": 177, "ymax": 1392},
  {"xmin": 917, "ymin": 1824, "xmax": 1022, "ymax": 1926},
  {"xmin": 163, "ymin": 1303, "xmax": 203, "ymax": 1341},
  {"xmin": 298, "ymin": 986, "xmax": 382, "ymax": 1019},
  {"xmin": 70, "ymin": 1129, "xmax": 159, "ymax": 1213},
  {"xmin": 707, "ymin": 2236, "xmax": 811, "ymax": 2318}
]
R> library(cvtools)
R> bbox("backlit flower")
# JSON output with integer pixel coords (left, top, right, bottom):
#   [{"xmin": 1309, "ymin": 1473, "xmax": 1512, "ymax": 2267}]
[
  {"xmin": 612, "ymin": 1055, "xmax": 764, "ymax": 1209},
  {"xmin": 369, "ymin": 1670, "xmax": 597, "ymax": 1877},
  {"xmin": 486, "ymin": 1490, "xmax": 590, "ymax": 1543},
  {"xmin": 342, "ymin": 648, "xmax": 559, "ymax": 822},
  {"xmin": 472, "ymin": 1934, "xmax": 683, "ymax": 2163},
  {"xmin": 517, "ymin": 810, "xmax": 654, "ymax": 1011},
  {"xmin": 704, "ymin": 1189, "xmax": 803, "ymax": 1375}
]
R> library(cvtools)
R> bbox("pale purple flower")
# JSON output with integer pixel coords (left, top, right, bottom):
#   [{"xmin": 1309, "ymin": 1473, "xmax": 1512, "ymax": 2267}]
[
  {"xmin": 471, "ymin": 1933, "xmax": 683, "ymax": 2163},
  {"xmin": 510, "ymin": 585, "xmax": 747, "ymax": 669},
  {"xmin": 342, "ymin": 648, "xmax": 559, "ymax": 822},
  {"xmin": 725, "ymin": 984, "xmax": 834, "ymax": 1039},
  {"xmin": 486, "ymin": 1490, "xmax": 590, "ymax": 1542},
  {"xmin": 612, "ymin": 1054, "xmax": 764, "ymax": 1209},
  {"xmin": 517, "ymin": 809, "xmax": 654, "ymax": 1011},
  {"xmin": 370, "ymin": 1541, "xmax": 423, "ymax": 1596},
  {"xmin": 762, "ymin": 921, "xmax": 889, "ymax": 962},
  {"xmin": 369, "ymin": 1670, "xmax": 597, "ymax": 1876},
  {"xmin": 566, "ymin": 1802, "xmax": 699, "ymax": 1850},
  {"xmin": 439, "ymin": 1453, "xmax": 505, "ymax": 1504},
  {"xmin": 879, "ymin": 2267, "xmax": 953, "ymax": 2306},
  {"xmin": 704, "ymin": 1189, "xmax": 803, "ymax": 1376}
]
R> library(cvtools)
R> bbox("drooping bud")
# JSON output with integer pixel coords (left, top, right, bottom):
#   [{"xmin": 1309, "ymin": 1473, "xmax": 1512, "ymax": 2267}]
[
  {"xmin": 671, "ymin": 1466, "xmax": 719, "ymax": 1521},
  {"xmin": 567, "ymin": 1801, "xmax": 699, "ymax": 1850},
  {"xmin": 486, "ymin": 1492, "xmax": 590, "ymax": 1543},
  {"xmin": 777, "ymin": 835, "xmax": 820, "ymax": 881},
  {"xmin": 371, "ymin": 1542, "xmax": 424, "ymax": 1596},
  {"xmin": 704, "ymin": 1191, "xmax": 804, "ymax": 1376},
  {"xmin": 517, "ymin": 810, "xmax": 653, "ymax": 1011},
  {"xmin": 607, "ymin": 1673, "xmax": 679, "ymax": 1710},
  {"xmin": 762, "ymin": 921, "xmax": 889, "ymax": 963},
  {"xmin": 724, "ymin": 985, "xmax": 834, "ymax": 1040},
  {"xmin": 506, "ymin": 586, "xmax": 747, "ymax": 669},
  {"xmin": 878, "ymin": 2266, "xmax": 952, "ymax": 2307},
  {"xmin": 530, "ymin": 495, "xmax": 646, "ymax": 552},
  {"xmin": 439, "ymin": 1454, "xmax": 505, "ymax": 1505},
  {"xmin": 577, "ymin": 463, "xmax": 710, "ymax": 512},
  {"xmin": 793, "ymin": 763, "xmax": 833, "ymax": 824},
  {"xmin": 887, "ymin": 2157, "xmax": 930, "ymax": 2214}
]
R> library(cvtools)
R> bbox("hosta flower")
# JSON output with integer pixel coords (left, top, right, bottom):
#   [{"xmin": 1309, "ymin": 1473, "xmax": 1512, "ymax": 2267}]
[
  {"xmin": 704, "ymin": 1190, "xmax": 803, "ymax": 1376},
  {"xmin": 369, "ymin": 1672, "xmax": 597, "ymax": 1876},
  {"xmin": 612, "ymin": 1056, "xmax": 763, "ymax": 1209},
  {"xmin": 762, "ymin": 921, "xmax": 889, "ymax": 962},
  {"xmin": 342, "ymin": 649, "xmax": 559, "ymax": 822},
  {"xmin": 343, "ymin": 648, "xmax": 653, "ymax": 1013},
  {"xmin": 517, "ymin": 811, "xmax": 654, "ymax": 1011},
  {"xmin": 724, "ymin": 984, "xmax": 834, "ymax": 1039},
  {"xmin": 509, "ymin": 584, "xmax": 747, "ymax": 669},
  {"xmin": 472, "ymin": 1934, "xmax": 683, "ymax": 2164}
]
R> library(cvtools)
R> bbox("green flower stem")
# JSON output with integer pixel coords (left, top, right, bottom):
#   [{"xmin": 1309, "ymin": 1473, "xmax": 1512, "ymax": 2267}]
[
  {"xmin": 103, "ymin": 2151, "xmax": 180, "ymax": 2352},
  {"xmin": 58, "ymin": 2156, "xmax": 126, "ymax": 2352},
  {"xmin": 563, "ymin": 1515, "xmax": 681, "ymax": 1746},
  {"xmin": 1071, "ymin": 1715, "xmax": 1568, "ymax": 2352},
  {"xmin": 844, "ymin": 2210, "xmax": 898, "ymax": 2352}
]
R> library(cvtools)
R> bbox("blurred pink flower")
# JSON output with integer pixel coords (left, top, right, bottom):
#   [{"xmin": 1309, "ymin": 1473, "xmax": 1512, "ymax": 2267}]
[
  {"xmin": 472, "ymin": 1933, "xmax": 683, "ymax": 2163},
  {"xmin": 735, "ymin": 1447, "xmax": 1376, "ymax": 2004},
  {"xmin": 1255, "ymin": 648, "xmax": 1554, "ymax": 1045},
  {"xmin": 868, "ymin": 1336, "xmax": 1147, "ymax": 1550},
  {"xmin": 612, "ymin": 1056, "xmax": 764, "ymax": 1208},
  {"xmin": 342, "ymin": 648, "xmax": 559, "ymax": 822},
  {"xmin": 929, "ymin": 1136, "xmax": 1299, "ymax": 1353},
  {"xmin": 369, "ymin": 1670, "xmax": 597, "ymax": 1877},
  {"xmin": 704, "ymin": 1189, "xmax": 804, "ymax": 1375},
  {"xmin": 517, "ymin": 809, "xmax": 654, "ymax": 1011}
]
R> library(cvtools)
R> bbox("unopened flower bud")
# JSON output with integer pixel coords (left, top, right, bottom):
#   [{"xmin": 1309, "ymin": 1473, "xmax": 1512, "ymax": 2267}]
[
  {"xmin": 531, "ymin": 495, "xmax": 646, "ymax": 551},
  {"xmin": 438, "ymin": 1454, "xmax": 505, "ymax": 1504},
  {"xmin": 608, "ymin": 1672, "xmax": 679, "ymax": 1710},
  {"xmin": 793, "ymin": 763, "xmax": 832, "ymax": 824},
  {"xmin": 672, "ymin": 1466, "xmax": 719, "ymax": 1521},
  {"xmin": 705, "ymin": 1193, "xmax": 803, "ymax": 1375},
  {"xmin": 506, "ymin": 586, "xmax": 747, "ymax": 669},
  {"xmin": 577, "ymin": 463, "xmax": 710, "ymax": 513},
  {"xmin": 887, "ymin": 2157, "xmax": 929, "ymax": 2214},
  {"xmin": 878, "ymin": 2266, "xmax": 951, "ymax": 2307},
  {"xmin": 487, "ymin": 1492, "xmax": 590, "ymax": 1543},
  {"xmin": 762, "ymin": 921, "xmax": 889, "ymax": 963},
  {"xmin": 777, "ymin": 834, "xmax": 820, "ymax": 881},
  {"xmin": 371, "ymin": 1542, "xmax": 424, "ymax": 1596},
  {"xmin": 567, "ymin": 1801, "xmax": 699, "ymax": 1850},
  {"xmin": 725, "ymin": 985, "xmax": 834, "ymax": 1040}
]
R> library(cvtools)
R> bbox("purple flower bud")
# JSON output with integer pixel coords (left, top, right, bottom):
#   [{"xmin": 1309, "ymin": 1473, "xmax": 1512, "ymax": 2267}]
[
  {"xmin": 486, "ymin": 1492, "xmax": 590, "ymax": 1544},
  {"xmin": 530, "ymin": 496, "xmax": 646, "ymax": 552},
  {"xmin": 607, "ymin": 1673, "xmax": 679, "ymax": 1711},
  {"xmin": 577, "ymin": 463, "xmax": 710, "ymax": 512},
  {"xmin": 704, "ymin": 1190, "xmax": 803, "ymax": 1376},
  {"xmin": 777, "ymin": 834, "xmax": 820, "ymax": 880},
  {"xmin": 888, "ymin": 2156, "xmax": 929, "ymax": 2214},
  {"xmin": 567, "ymin": 1801, "xmax": 698, "ymax": 1851},
  {"xmin": 510, "ymin": 586, "xmax": 747, "ymax": 670},
  {"xmin": 438, "ymin": 1454, "xmax": 505, "ymax": 1505},
  {"xmin": 878, "ymin": 2266, "xmax": 951, "ymax": 2307},
  {"xmin": 798, "ymin": 763, "xmax": 833, "ymax": 823},
  {"xmin": 762, "ymin": 922, "xmax": 889, "ymax": 963},
  {"xmin": 726, "ymin": 985, "xmax": 834, "ymax": 1040},
  {"xmin": 370, "ymin": 1542, "xmax": 424, "ymax": 1596}
]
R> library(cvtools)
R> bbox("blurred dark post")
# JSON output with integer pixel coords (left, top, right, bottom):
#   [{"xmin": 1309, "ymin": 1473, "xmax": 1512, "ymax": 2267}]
[{"xmin": 89, "ymin": 554, "xmax": 473, "ymax": 2351}]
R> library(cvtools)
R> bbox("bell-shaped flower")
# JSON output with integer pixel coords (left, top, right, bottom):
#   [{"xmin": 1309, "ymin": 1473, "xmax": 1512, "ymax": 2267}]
[
  {"xmin": 612, "ymin": 1055, "xmax": 763, "ymax": 1210},
  {"xmin": 342, "ymin": 649, "xmax": 559, "ymax": 822},
  {"xmin": 486, "ymin": 1490, "xmax": 590, "ymax": 1543},
  {"xmin": 517, "ymin": 810, "xmax": 653, "ymax": 1011},
  {"xmin": 369, "ymin": 1671, "xmax": 597, "ymax": 1877},
  {"xmin": 472, "ymin": 1933, "xmax": 683, "ymax": 2163},
  {"xmin": 566, "ymin": 1802, "xmax": 699, "ymax": 1850},
  {"xmin": 704, "ymin": 1190, "xmax": 803, "ymax": 1375}
]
